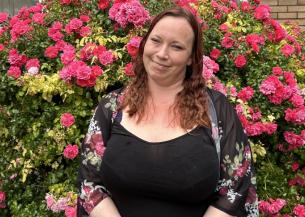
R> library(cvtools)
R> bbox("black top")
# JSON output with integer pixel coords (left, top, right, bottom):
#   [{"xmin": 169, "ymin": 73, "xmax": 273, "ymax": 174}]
[
  {"xmin": 76, "ymin": 89, "xmax": 259, "ymax": 217},
  {"xmin": 101, "ymin": 119, "xmax": 219, "ymax": 217}
]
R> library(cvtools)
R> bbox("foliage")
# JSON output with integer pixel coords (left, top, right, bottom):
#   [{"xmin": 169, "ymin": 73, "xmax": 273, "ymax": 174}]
[{"xmin": 0, "ymin": 0, "xmax": 304, "ymax": 216}]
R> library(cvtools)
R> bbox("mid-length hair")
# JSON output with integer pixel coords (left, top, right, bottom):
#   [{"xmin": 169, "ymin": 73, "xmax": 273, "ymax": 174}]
[{"xmin": 121, "ymin": 7, "xmax": 211, "ymax": 129}]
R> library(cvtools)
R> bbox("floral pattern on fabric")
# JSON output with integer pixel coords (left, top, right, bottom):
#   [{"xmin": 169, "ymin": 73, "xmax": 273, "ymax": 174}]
[
  {"xmin": 208, "ymin": 89, "xmax": 259, "ymax": 217},
  {"xmin": 79, "ymin": 180, "xmax": 109, "ymax": 214},
  {"xmin": 77, "ymin": 91, "xmax": 122, "ymax": 216}
]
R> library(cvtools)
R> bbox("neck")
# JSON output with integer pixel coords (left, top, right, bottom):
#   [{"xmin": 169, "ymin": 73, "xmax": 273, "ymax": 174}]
[{"xmin": 147, "ymin": 78, "xmax": 183, "ymax": 105}]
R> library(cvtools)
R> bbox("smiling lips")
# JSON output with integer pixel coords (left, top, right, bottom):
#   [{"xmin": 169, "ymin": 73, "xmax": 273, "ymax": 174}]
[{"xmin": 152, "ymin": 60, "xmax": 170, "ymax": 68}]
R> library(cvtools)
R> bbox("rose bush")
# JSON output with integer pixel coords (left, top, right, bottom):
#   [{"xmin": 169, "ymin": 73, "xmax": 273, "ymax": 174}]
[{"xmin": 0, "ymin": 0, "xmax": 304, "ymax": 216}]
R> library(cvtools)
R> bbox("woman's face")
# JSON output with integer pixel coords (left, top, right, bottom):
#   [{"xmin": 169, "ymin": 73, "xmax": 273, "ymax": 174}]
[{"xmin": 143, "ymin": 16, "xmax": 194, "ymax": 86}]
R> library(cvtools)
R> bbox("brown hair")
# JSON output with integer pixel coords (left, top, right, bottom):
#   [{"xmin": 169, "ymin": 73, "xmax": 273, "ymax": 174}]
[{"xmin": 121, "ymin": 7, "xmax": 211, "ymax": 129}]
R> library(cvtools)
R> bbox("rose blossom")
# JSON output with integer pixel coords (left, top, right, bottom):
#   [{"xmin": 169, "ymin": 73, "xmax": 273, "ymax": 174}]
[
  {"xmin": 126, "ymin": 36, "xmax": 142, "ymax": 58},
  {"xmin": 98, "ymin": 0, "xmax": 110, "ymax": 10},
  {"xmin": 291, "ymin": 162, "xmax": 299, "ymax": 171},
  {"xmin": 109, "ymin": 0, "xmax": 150, "ymax": 28},
  {"xmin": 80, "ymin": 15, "xmax": 90, "ymax": 23},
  {"xmin": 293, "ymin": 204, "xmax": 305, "ymax": 217},
  {"xmin": 60, "ymin": 0, "xmax": 72, "ymax": 5},
  {"xmin": 210, "ymin": 48, "xmax": 221, "ymax": 60},
  {"xmin": 285, "ymin": 107, "xmax": 305, "ymax": 125},
  {"xmin": 254, "ymin": 5, "xmax": 271, "ymax": 21},
  {"xmin": 63, "ymin": 144, "xmax": 79, "ymax": 159},
  {"xmin": 60, "ymin": 113, "xmax": 75, "ymax": 127},
  {"xmin": 45, "ymin": 46, "xmax": 59, "ymax": 59},
  {"xmin": 241, "ymin": 2, "xmax": 251, "ymax": 12},
  {"xmin": 98, "ymin": 50, "xmax": 114, "ymax": 65},
  {"xmin": 0, "ymin": 191, "xmax": 6, "ymax": 208},
  {"xmin": 0, "ymin": 12, "xmax": 9, "ymax": 23},
  {"xmin": 124, "ymin": 62, "xmax": 135, "ymax": 76},
  {"xmin": 234, "ymin": 55, "xmax": 247, "ymax": 68},
  {"xmin": 65, "ymin": 206, "xmax": 77, "ymax": 217},
  {"xmin": 237, "ymin": 86, "xmax": 254, "ymax": 102},
  {"xmin": 32, "ymin": 13, "xmax": 45, "ymax": 25},
  {"xmin": 281, "ymin": 44, "xmax": 295, "ymax": 57},
  {"xmin": 221, "ymin": 36, "xmax": 234, "ymax": 48},
  {"xmin": 26, "ymin": 58, "xmax": 40, "ymax": 75},
  {"xmin": 7, "ymin": 66, "xmax": 22, "ymax": 79}
]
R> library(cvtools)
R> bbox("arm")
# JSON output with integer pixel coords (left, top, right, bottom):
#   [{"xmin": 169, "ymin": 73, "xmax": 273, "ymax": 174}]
[
  {"xmin": 90, "ymin": 197, "xmax": 120, "ymax": 217},
  {"xmin": 77, "ymin": 93, "xmax": 121, "ymax": 217},
  {"xmin": 203, "ymin": 206, "xmax": 234, "ymax": 217},
  {"xmin": 207, "ymin": 91, "xmax": 258, "ymax": 217}
]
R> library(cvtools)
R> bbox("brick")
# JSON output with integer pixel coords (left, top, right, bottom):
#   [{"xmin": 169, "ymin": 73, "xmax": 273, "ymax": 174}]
[
  {"xmin": 298, "ymin": 0, "xmax": 305, "ymax": 5},
  {"xmin": 279, "ymin": 0, "xmax": 297, "ymax": 5},
  {"xmin": 278, "ymin": 12, "xmax": 297, "ymax": 18},
  {"xmin": 271, "ymin": 12, "xmax": 278, "ymax": 18},
  {"xmin": 270, "ymin": 6, "xmax": 287, "ymax": 12},
  {"xmin": 288, "ymin": 6, "xmax": 305, "ymax": 11},
  {"xmin": 295, "ymin": 19, "xmax": 305, "ymax": 25},
  {"xmin": 298, "ymin": 12, "xmax": 305, "ymax": 18},
  {"xmin": 261, "ymin": 0, "xmax": 278, "ymax": 5}
]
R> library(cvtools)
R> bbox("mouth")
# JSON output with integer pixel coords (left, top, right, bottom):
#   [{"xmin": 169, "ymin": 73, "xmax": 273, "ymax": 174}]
[{"xmin": 152, "ymin": 60, "xmax": 170, "ymax": 68}]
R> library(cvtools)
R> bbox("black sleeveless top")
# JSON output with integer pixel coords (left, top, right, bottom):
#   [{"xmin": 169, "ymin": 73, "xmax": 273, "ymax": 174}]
[{"xmin": 100, "ymin": 119, "xmax": 219, "ymax": 217}]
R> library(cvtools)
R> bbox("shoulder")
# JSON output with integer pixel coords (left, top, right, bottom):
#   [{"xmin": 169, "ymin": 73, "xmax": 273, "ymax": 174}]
[
  {"xmin": 97, "ymin": 88, "xmax": 124, "ymax": 111},
  {"xmin": 206, "ymin": 88, "xmax": 230, "ymax": 105}
]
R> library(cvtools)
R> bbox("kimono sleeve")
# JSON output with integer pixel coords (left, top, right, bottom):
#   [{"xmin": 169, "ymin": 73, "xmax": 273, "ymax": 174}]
[
  {"xmin": 76, "ymin": 96, "xmax": 113, "ymax": 217},
  {"xmin": 210, "ymin": 93, "xmax": 258, "ymax": 217}
]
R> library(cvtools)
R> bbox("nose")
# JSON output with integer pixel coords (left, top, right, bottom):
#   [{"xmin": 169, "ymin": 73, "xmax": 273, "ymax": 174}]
[{"xmin": 156, "ymin": 45, "xmax": 169, "ymax": 60}]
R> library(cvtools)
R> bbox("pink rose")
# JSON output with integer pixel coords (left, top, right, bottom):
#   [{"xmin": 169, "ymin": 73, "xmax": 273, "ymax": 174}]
[
  {"xmin": 0, "ymin": 12, "xmax": 9, "ymax": 23},
  {"xmin": 234, "ymin": 55, "xmax": 247, "ymax": 68},
  {"xmin": 291, "ymin": 162, "xmax": 299, "ymax": 171},
  {"xmin": 98, "ymin": 50, "xmax": 114, "ymax": 65},
  {"xmin": 80, "ymin": 15, "xmax": 90, "ymax": 22},
  {"xmin": 79, "ymin": 26, "xmax": 92, "ymax": 37},
  {"xmin": 32, "ymin": 13, "xmax": 45, "ymax": 25},
  {"xmin": 45, "ymin": 46, "xmax": 59, "ymax": 59},
  {"xmin": 126, "ymin": 36, "xmax": 142, "ymax": 58},
  {"xmin": 241, "ymin": 2, "xmax": 251, "ymax": 12},
  {"xmin": 60, "ymin": 113, "xmax": 75, "ymax": 127},
  {"xmin": 60, "ymin": 0, "xmax": 72, "ymax": 5},
  {"xmin": 0, "ymin": 191, "xmax": 6, "ymax": 208},
  {"xmin": 237, "ymin": 86, "xmax": 254, "ymax": 102},
  {"xmin": 210, "ymin": 48, "xmax": 221, "ymax": 60},
  {"xmin": 45, "ymin": 194, "xmax": 55, "ymax": 209},
  {"xmin": 254, "ymin": 5, "xmax": 271, "ymax": 21},
  {"xmin": 0, "ymin": 44, "xmax": 4, "ymax": 52},
  {"xmin": 124, "ymin": 62, "xmax": 135, "ymax": 76},
  {"xmin": 293, "ymin": 204, "xmax": 305, "ymax": 217},
  {"xmin": 7, "ymin": 66, "xmax": 22, "ymax": 79},
  {"xmin": 272, "ymin": 66, "xmax": 282, "ymax": 76},
  {"xmin": 281, "ymin": 44, "xmax": 295, "ymax": 57},
  {"xmin": 63, "ymin": 144, "xmax": 79, "ymax": 159},
  {"xmin": 65, "ymin": 206, "xmax": 76, "ymax": 217},
  {"xmin": 221, "ymin": 36, "xmax": 234, "ymax": 48},
  {"xmin": 98, "ymin": 0, "xmax": 110, "ymax": 10}
]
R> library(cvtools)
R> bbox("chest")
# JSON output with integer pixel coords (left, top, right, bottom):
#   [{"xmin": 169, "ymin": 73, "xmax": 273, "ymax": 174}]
[
  {"xmin": 120, "ymin": 110, "xmax": 191, "ymax": 143},
  {"xmin": 101, "ymin": 124, "xmax": 219, "ymax": 203}
]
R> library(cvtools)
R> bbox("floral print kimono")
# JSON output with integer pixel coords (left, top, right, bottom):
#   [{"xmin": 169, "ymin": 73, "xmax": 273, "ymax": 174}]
[{"xmin": 76, "ymin": 88, "xmax": 258, "ymax": 217}]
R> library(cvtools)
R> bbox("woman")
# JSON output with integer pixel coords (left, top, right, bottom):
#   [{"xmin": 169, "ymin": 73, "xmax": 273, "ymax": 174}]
[{"xmin": 77, "ymin": 7, "xmax": 258, "ymax": 217}]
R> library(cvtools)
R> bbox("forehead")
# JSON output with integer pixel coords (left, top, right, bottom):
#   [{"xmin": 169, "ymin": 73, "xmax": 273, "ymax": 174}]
[{"xmin": 149, "ymin": 16, "xmax": 194, "ymax": 44}]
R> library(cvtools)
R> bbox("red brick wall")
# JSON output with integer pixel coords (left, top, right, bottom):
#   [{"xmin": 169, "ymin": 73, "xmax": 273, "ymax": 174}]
[{"xmin": 262, "ymin": 0, "xmax": 305, "ymax": 27}]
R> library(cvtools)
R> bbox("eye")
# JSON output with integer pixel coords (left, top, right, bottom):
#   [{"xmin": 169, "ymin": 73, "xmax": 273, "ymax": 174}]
[
  {"xmin": 172, "ymin": 45, "xmax": 183, "ymax": 50},
  {"xmin": 150, "ymin": 38, "xmax": 160, "ymax": 43}
]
